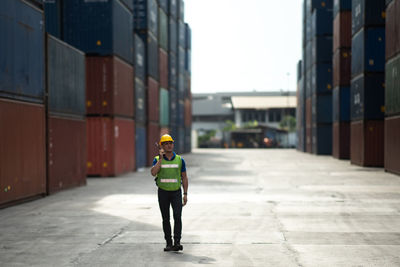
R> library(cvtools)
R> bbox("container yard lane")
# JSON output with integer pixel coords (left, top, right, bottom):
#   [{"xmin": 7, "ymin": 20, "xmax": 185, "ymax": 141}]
[{"xmin": 1, "ymin": 149, "xmax": 400, "ymax": 266}]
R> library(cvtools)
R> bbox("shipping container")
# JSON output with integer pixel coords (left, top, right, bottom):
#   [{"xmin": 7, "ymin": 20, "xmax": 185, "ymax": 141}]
[
  {"xmin": 170, "ymin": 88, "xmax": 178, "ymax": 126},
  {"xmin": 310, "ymin": 0, "xmax": 333, "ymax": 11},
  {"xmin": 385, "ymin": 115, "xmax": 400, "ymax": 175},
  {"xmin": 147, "ymin": 122, "xmax": 160, "ymax": 166},
  {"xmin": 47, "ymin": 35, "xmax": 86, "ymax": 116},
  {"xmin": 135, "ymin": 78, "xmax": 146, "ymax": 124},
  {"xmin": 159, "ymin": 49, "xmax": 168, "ymax": 89},
  {"xmin": 312, "ymin": 93, "xmax": 332, "ymax": 123},
  {"xmin": 169, "ymin": 52, "xmax": 177, "ymax": 88},
  {"xmin": 306, "ymin": 97, "xmax": 312, "ymax": 128},
  {"xmin": 133, "ymin": 0, "xmax": 158, "ymax": 36},
  {"xmin": 184, "ymin": 127, "xmax": 191, "ymax": 153},
  {"xmin": 177, "ymin": 99, "xmax": 185, "ymax": 126},
  {"xmin": 86, "ymin": 56, "xmax": 134, "ymax": 117},
  {"xmin": 305, "ymin": 41, "xmax": 313, "ymax": 70},
  {"xmin": 351, "ymin": 73, "xmax": 385, "ymax": 120},
  {"xmin": 63, "ymin": 0, "xmax": 133, "ymax": 64},
  {"xmin": 169, "ymin": 17, "xmax": 178, "ymax": 53},
  {"xmin": 0, "ymin": 0, "xmax": 44, "ymax": 103},
  {"xmin": 147, "ymin": 77, "xmax": 160, "ymax": 122},
  {"xmin": 332, "ymin": 121, "xmax": 350, "ymax": 159},
  {"xmin": 333, "ymin": 0, "xmax": 352, "ymax": 17},
  {"xmin": 134, "ymin": 34, "xmax": 146, "ymax": 81},
  {"xmin": 185, "ymin": 23, "xmax": 191, "ymax": 50},
  {"xmin": 168, "ymin": 0, "xmax": 178, "ymax": 19},
  {"xmin": 48, "ymin": 115, "xmax": 86, "ymax": 194},
  {"xmin": 44, "ymin": 0, "xmax": 62, "ymax": 38},
  {"xmin": 184, "ymin": 73, "xmax": 191, "ymax": 98},
  {"xmin": 333, "ymin": 11, "xmax": 352, "ymax": 51},
  {"xmin": 184, "ymin": 98, "xmax": 192, "ymax": 127},
  {"xmin": 312, "ymin": 36, "xmax": 333, "ymax": 63},
  {"xmin": 177, "ymin": 127, "xmax": 185, "ymax": 154},
  {"xmin": 185, "ymin": 49, "xmax": 191, "ymax": 74},
  {"xmin": 178, "ymin": 74, "xmax": 185, "ymax": 95},
  {"xmin": 178, "ymin": 0, "xmax": 184, "ymax": 21},
  {"xmin": 312, "ymin": 63, "xmax": 333, "ymax": 94},
  {"xmin": 312, "ymin": 8, "xmax": 333, "ymax": 37},
  {"xmin": 87, "ymin": 117, "xmax": 135, "ymax": 176},
  {"xmin": 333, "ymin": 48, "xmax": 351, "ymax": 87},
  {"xmin": 138, "ymin": 32, "xmax": 159, "ymax": 80},
  {"xmin": 333, "ymin": 86, "xmax": 350, "ymax": 122},
  {"xmin": 135, "ymin": 124, "xmax": 147, "ymax": 169},
  {"xmin": 160, "ymin": 88, "xmax": 170, "ymax": 126},
  {"xmin": 159, "ymin": 7, "xmax": 168, "ymax": 51},
  {"xmin": 305, "ymin": 69, "xmax": 313, "ymax": 97},
  {"xmin": 385, "ymin": 53, "xmax": 400, "ymax": 116},
  {"xmin": 385, "ymin": 1, "xmax": 398, "ymax": 60},
  {"xmin": 0, "ymin": 99, "xmax": 46, "ymax": 206},
  {"xmin": 159, "ymin": 0, "xmax": 168, "ymax": 13},
  {"xmin": 352, "ymin": 0, "xmax": 386, "ymax": 35},
  {"xmin": 178, "ymin": 46, "xmax": 185, "ymax": 76},
  {"xmin": 386, "ymin": 0, "xmax": 394, "ymax": 6},
  {"xmin": 350, "ymin": 120, "xmax": 384, "ymax": 167},
  {"xmin": 120, "ymin": 0, "xmax": 134, "ymax": 12},
  {"xmin": 312, "ymin": 124, "xmax": 332, "ymax": 155},
  {"xmin": 179, "ymin": 20, "xmax": 185, "ymax": 48},
  {"xmin": 351, "ymin": 27, "xmax": 385, "ymax": 77}
]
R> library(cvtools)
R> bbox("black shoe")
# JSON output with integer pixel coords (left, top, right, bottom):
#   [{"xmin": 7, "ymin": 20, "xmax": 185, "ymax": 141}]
[
  {"xmin": 164, "ymin": 241, "xmax": 173, "ymax": 252},
  {"xmin": 172, "ymin": 241, "xmax": 183, "ymax": 251}
]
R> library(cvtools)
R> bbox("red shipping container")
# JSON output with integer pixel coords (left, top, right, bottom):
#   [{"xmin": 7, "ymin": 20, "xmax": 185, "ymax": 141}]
[
  {"xmin": 350, "ymin": 120, "xmax": 384, "ymax": 167},
  {"xmin": 184, "ymin": 98, "xmax": 192, "ymax": 127},
  {"xmin": 48, "ymin": 115, "xmax": 86, "ymax": 194},
  {"xmin": 86, "ymin": 56, "xmax": 134, "ymax": 117},
  {"xmin": 146, "ymin": 122, "xmax": 160, "ymax": 166},
  {"xmin": 332, "ymin": 121, "xmax": 350, "ymax": 159},
  {"xmin": 87, "ymin": 117, "xmax": 135, "ymax": 177},
  {"xmin": 0, "ymin": 99, "xmax": 46, "ymax": 206},
  {"xmin": 147, "ymin": 77, "xmax": 160, "ymax": 123},
  {"xmin": 159, "ymin": 48, "xmax": 168, "ymax": 89},
  {"xmin": 385, "ymin": 116, "xmax": 400, "ymax": 175},
  {"xmin": 333, "ymin": 48, "xmax": 351, "ymax": 87},
  {"xmin": 333, "ymin": 11, "xmax": 352, "ymax": 52}
]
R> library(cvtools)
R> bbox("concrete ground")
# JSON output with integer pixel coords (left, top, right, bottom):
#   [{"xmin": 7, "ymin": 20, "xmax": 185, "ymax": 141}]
[{"xmin": 1, "ymin": 149, "xmax": 400, "ymax": 267}]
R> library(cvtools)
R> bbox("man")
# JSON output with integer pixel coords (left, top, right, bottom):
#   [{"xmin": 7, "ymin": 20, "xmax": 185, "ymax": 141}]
[{"xmin": 151, "ymin": 134, "xmax": 188, "ymax": 252}]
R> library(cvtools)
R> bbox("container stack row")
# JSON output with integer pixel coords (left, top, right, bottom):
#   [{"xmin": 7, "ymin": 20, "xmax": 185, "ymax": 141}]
[
  {"xmin": 385, "ymin": 0, "xmax": 400, "ymax": 174},
  {"xmin": 332, "ymin": 0, "xmax": 351, "ymax": 159}
]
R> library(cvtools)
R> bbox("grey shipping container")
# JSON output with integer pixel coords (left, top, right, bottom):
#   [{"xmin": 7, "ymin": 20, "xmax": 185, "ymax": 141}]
[
  {"xmin": 179, "ymin": 20, "xmax": 185, "ymax": 48},
  {"xmin": 178, "ymin": 0, "xmax": 184, "ymax": 21},
  {"xmin": 178, "ymin": 74, "xmax": 185, "ymax": 95},
  {"xmin": 159, "ymin": 0, "xmax": 168, "ymax": 13},
  {"xmin": 134, "ymin": 0, "xmax": 158, "ymax": 36},
  {"xmin": 185, "ymin": 48, "xmax": 191, "ymax": 73},
  {"xmin": 168, "ymin": 0, "xmax": 178, "ymax": 19},
  {"xmin": 352, "ymin": 0, "xmax": 386, "ymax": 35},
  {"xmin": 159, "ymin": 8, "xmax": 168, "ymax": 51},
  {"xmin": 135, "ymin": 78, "xmax": 147, "ymax": 124},
  {"xmin": 0, "ymin": 0, "xmax": 45, "ymax": 103},
  {"xmin": 47, "ymin": 35, "xmax": 85, "ymax": 116},
  {"xmin": 134, "ymin": 34, "xmax": 146, "ymax": 81},
  {"xmin": 385, "ymin": 54, "xmax": 400, "ymax": 116},
  {"xmin": 169, "ymin": 17, "xmax": 178, "ymax": 53}
]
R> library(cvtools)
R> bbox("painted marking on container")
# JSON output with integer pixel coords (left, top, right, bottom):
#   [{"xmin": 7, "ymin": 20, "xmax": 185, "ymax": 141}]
[
  {"xmin": 162, "ymin": 164, "xmax": 179, "ymax": 168},
  {"xmin": 102, "ymin": 101, "xmax": 108, "ymax": 107},
  {"xmin": 103, "ymin": 162, "xmax": 108, "ymax": 168},
  {"xmin": 87, "ymin": 162, "xmax": 92, "ymax": 168},
  {"xmin": 87, "ymin": 101, "xmax": 92, "ymax": 107},
  {"xmin": 97, "ymin": 40, "xmax": 102, "ymax": 46},
  {"xmin": 369, "ymin": 59, "xmax": 374, "ymax": 66},
  {"xmin": 160, "ymin": 179, "xmax": 178, "ymax": 183},
  {"xmin": 115, "ymin": 126, "xmax": 119, "ymax": 138}
]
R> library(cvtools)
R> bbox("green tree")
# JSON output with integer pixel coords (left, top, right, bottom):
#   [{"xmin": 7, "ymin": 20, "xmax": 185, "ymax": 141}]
[
  {"xmin": 223, "ymin": 120, "xmax": 236, "ymax": 132},
  {"xmin": 279, "ymin": 115, "xmax": 296, "ymax": 132}
]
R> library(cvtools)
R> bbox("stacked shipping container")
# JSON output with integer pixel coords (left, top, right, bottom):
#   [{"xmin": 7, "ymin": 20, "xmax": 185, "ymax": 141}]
[
  {"xmin": 385, "ymin": 0, "xmax": 400, "ymax": 174},
  {"xmin": 350, "ymin": 0, "xmax": 385, "ymax": 167},
  {"xmin": 332, "ymin": 0, "xmax": 351, "ymax": 159}
]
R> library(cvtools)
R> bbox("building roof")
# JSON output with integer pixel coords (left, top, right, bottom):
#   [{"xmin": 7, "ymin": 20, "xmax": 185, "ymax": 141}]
[
  {"xmin": 231, "ymin": 96, "xmax": 296, "ymax": 110},
  {"xmin": 192, "ymin": 94, "xmax": 233, "ymax": 116}
]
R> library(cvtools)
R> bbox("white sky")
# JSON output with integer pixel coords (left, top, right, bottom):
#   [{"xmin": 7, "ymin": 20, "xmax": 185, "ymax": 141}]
[{"xmin": 184, "ymin": 0, "xmax": 303, "ymax": 94}]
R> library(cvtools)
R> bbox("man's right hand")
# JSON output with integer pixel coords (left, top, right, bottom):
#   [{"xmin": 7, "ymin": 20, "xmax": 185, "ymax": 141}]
[{"xmin": 159, "ymin": 149, "xmax": 165, "ymax": 160}]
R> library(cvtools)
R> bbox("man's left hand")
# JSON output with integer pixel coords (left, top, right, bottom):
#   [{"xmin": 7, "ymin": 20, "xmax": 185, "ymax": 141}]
[{"xmin": 183, "ymin": 195, "xmax": 187, "ymax": 206}]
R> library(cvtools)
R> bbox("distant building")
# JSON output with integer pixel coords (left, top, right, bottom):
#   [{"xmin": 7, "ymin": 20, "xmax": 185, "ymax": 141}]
[{"xmin": 192, "ymin": 91, "xmax": 297, "ymax": 148}]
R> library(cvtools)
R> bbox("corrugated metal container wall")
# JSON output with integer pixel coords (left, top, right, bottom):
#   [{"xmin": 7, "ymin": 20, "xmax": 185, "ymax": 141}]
[
  {"xmin": 351, "ymin": 27, "xmax": 385, "ymax": 77},
  {"xmin": 185, "ymin": 23, "xmax": 191, "ymax": 50},
  {"xmin": 159, "ymin": 7, "xmax": 168, "ymax": 51},
  {"xmin": 134, "ymin": 34, "xmax": 146, "ymax": 82},
  {"xmin": 87, "ymin": 117, "xmax": 135, "ymax": 176},
  {"xmin": 332, "ymin": 121, "xmax": 350, "ymax": 159},
  {"xmin": 168, "ymin": 0, "xmax": 178, "ymax": 19},
  {"xmin": 178, "ymin": 46, "xmax": 185, "ymax": 78},
  {"xmin": 147, "ymin": 77, "xmax": 160, "ymax": 122},
  {"xmin": 350, "ymin": 73, "xmax": 385, "ymax": 120},
  {"xmin": 0, "ymin": 0, "xmax": 44, "ymax": 103},
  {"xmin": 333, "ymin": 48, "xmax": 351, "ymax": 87},
  {"xmin": 333, "ymin": 0, "xmax": 352, "ymax": 17},
  {"xmin": 121, "ymin": 0, "xmax": 134, "ymax": 11},
  {"xmin": 135, "ymin": 125, "xmax": 147, "ymax": 169},
  {"xmin": 63, "ymin": 0, "xmax": 133, "ymax": 65},
  {"xmin": 159, "ymin": 49, "xmax": 168, "ymax": 89},
  {"xmin": 0, "ymin": 99, "xmax": 46, "ymax": 206},
  {"xmin": 310, "ymin": 0, "xmax": 333, "ymax": 11},
  {"xmin": 147, "ymin": 122, "xmax": 160, "ymax": 166},
  {"xmin": 44, "ymin": 0, "xmax": 62, "ymax": 38},
  {"xmin": 178, "ymin": 20, "xmax": 185, "ymax": 47},
  {"xmin": 312, "ymin": 8, "xmax": 333, "ymax": 36},
  {"xmin": 169, "ymin": 17, "xmax": 178, "ymax": 53},
  {"xmin": 385, "ymin": 54, "xmax": 400, "ymax": 116},
  {"xmin": 178, "ymin": 0, "xmax": 184, "ymax": 21},
  {"xmin": 350, "ymin": 120, "xmax": 384, "ymax": 167},
  {"xmin": 48, "ymin": 116, "xmax": 86, "ymax": 194},
  {"xmin": 86, "ymin": 56, "xmax": 134, "ymax": 117},
  {"xmin": 312, "ymin": 36, "xmax": 333, "ymax": 63},
  {"xmin": 138, "ymin": 33, "xmax": 159, "ymax": 80},
  {"xmin": 133, "ymin": 0, "xmax": 158, "ymax": 36},
  {"xmin": 184, "ymin": 98, "xmax": 192, "ymax": 127},
  {"xmin": 47, "ymin": 35, "xmax": 86, "ymax": 116},
  {"xmin": 177, "ymin": 99, "xmax": 185, "ymax": 126},
  {"xmin": 159, "ymin": 0, "xmax": 168, "ymax": 13},
  {"xmin": 385, "ymin": 115, "xmax": 400, "ymax": 175},
  {"xmin": 312, "ymin": 124, "xmax": 332, "ymax": 155},
  {"xmin": 159, "ymin": 88, "xmax": 170, "ymax": 126},
  {"xmin": 169, "ymin": 89, "xmax": 178, "ymax": 125},
  {"xmin": 184, "ymin": 127, "xmax": 191, "ymax": 153},
  {"xmin": 312, "ymin": 94, "xmax": 332, "ymax": 123},
  {"xmin": 311, "ymin": 63, "xmax": 332, "ymax": 94},
  {"xmin": 178, "ymin": 74, "xmax": 185, "ymax": 97},
  {"xmin": 385, "ymin": 1, "xmax": 400, "ymax": 60},
  {"xmin": 333, "ymin": 11, "xmax": 352, "ymax": 51},
  {"xmin": 185, "ymin": 49, "xmax": 191, "ymax": 74},
  {"xmin": 333, "ymin": 86, "xmax": 350, "ymax": 122},
  {"xmin": 135, "ymin": 78, "xmax": 146, "ymax": 124},
  {"xmin": 169, "ymin": 53, "xmax": 177, "ymax": 88},
  {"xmin": 352, "ymin": 0, "xmax": 386, "ymax": 35}
]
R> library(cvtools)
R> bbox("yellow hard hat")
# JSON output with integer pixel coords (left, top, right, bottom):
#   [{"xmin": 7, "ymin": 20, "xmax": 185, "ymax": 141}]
[{"xmin": 159, "ymin": 134, "xmax": 174, "ymax": 145}]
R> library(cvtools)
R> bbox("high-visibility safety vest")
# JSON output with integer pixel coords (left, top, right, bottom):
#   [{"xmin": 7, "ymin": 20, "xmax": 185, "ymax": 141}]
[{"xmin": 155, "ymin": 154, "xmax": 182, "ymax": 191}]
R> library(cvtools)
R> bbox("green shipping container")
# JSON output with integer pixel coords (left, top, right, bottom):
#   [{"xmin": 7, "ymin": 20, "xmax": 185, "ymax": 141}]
[
  {"xmin": 386, "ymin": 54, "xmax": 400, "ymax": 116},
  {"xmin": 159, "ymin": 8, "xmax": 168, "ymax": 51},
  {"xmin": 160, "ymin": 88, "xmax": 170, "ymax": 126}
]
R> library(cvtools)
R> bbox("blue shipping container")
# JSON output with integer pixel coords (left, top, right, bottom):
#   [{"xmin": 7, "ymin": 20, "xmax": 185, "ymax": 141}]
[
  {"xmin": 134, "ymin": 0, "xmax": 158, "ymax": 36},
  {"xmin": 312, "ymin": 36, "xmax": 333, "ymax": 63},
  {"xmin": 159, "ymin": 0, "xmax": 168, "ymax": 13},
  {"xmin": 185, "ymin": 49, "xmax": 191, "ymax": 73},
  {"xmin": 134, "ymin": 34, "xmax": 145, "ymax": 81},
  {"xmin": 135, "ymin": 78, "xmax": 146, "ymax": 124},
  {"xmin": 333, "ymin": 0, "xmax": 352, "ymax": 17},
  {"xmin": 351, "ymin": 27, "xmax": 385, "ymax": 77},
  {"xmin": 178, "ymin": 46, "xmax": 185, "ymax": 75},
  {"xmin": 333, "ymin": 86, "xmax": 350, "ymax": 122},
  {"xmin": 312, "ymin": 94, "xmax": 333, "ymax": 124},
  {"xmin": 63, "ymin": 0, "xmax": 133, "ymax": 64},
  {"xmin": 0, "ymin": 0, "xmax": 44, "ymax": 103},
  {"xmin": 179, "ymin": 20, "xmax": 185, "ymax": 48},
  {"xmin": 352, "ymin": 0, "xmax": 385, "ymax": 35},
  {"xmin": 44, "ymin": 0, "xmax": 62, "ymax": 39},
  {"xmin": 178, "ymin": 74, "xmax": 185, "ymax": 96},
  {"xmin": 136, "ymin": 125, "xmax": 147, "ymax": 169},
  {"xmin": 312, "ymin": 63, "xmax": 333, "ymax": 94},
  {"xmin": 311, "ymin": 0, "xmax": 333, "ymax": 11},
  {"xmin": 120, "ymin": 0, "xmax": 134, "ymax": 12},
  {"xmin": 169, "ymin": 89, "xmax": 177, "ymax": 124},
  {"xmin": 312, "ymin": 8, "xmax": 333, "ymax": 37},
  {"xmin": 177, "ymin": 99, "xmax": 184, "ymax": 126},
  {"xmin": 178, "ymin": 0, "xmax": 184, "ymax": 21},
  {"xmin": 312, "ymin": 124, "xmax": 332, "ymax": 155},
  {"xmin": 168, "ymin": 0, "xmax": 178, "ymax": 18},
  {"xmin": 350, "ymin": 73, "xmax": 385, "ymax": 120},
  {"xmin": 169, "ymin": 52, "xmax": 177, "ymax": 88},
  {"xmin": 169, "ymin": 17, "xmax": 178, "ymax": 52}
]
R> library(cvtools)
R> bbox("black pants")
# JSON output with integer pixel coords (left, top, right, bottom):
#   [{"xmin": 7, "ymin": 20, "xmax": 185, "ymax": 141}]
[{"xmin": 158, "ymin": 188, "xmax": 182, "ymax": 243}]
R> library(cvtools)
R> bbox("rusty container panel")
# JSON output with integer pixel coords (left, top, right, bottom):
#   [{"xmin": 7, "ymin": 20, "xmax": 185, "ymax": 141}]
[
  {"xmin": 350, "ymin": 120, "xmax": 384, "ymax": 167},
  {"xmin": 87, "ymin": 117, "xmax": 135, "ymax": 176},
  {"xmin": 0, "ymin": 99, "xmax": 46, "ymax": 206},
  {"xmin": 146, "ymin": 122, "xmax": 160, "ymax": 166},
  {"xmin": 333, "ymin": 48, "xmax": 351, "ymax": 87},
  {"xmin": 147, "ymin": 77, "xmax": 160, "ymax": 123},
  {"xmin": 385, "ymin": 115, "xmax": 400, "ymax": 175},
  {"xmin": 333, "ymin": 11, "xmax": 352, "ymax": 51},
  {"xmin": 184, "ymin": 98, "xmax": 192, "ymax": 127},
  {"xmin": 48, "ymin": 115, "xmax": 86, "ymax": 194},
  {"xmin": 86, "ymin": 56, "xmax": 134, "ymax": 117},
  {"xmin": 332, "ymin": 121, "xmax": 350, "ymax": 159},
  {"xmin": 159, "ymin": 48, "xmax": 168, "ymax": 89}
]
